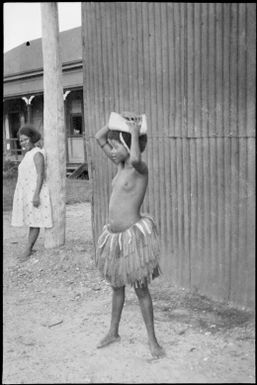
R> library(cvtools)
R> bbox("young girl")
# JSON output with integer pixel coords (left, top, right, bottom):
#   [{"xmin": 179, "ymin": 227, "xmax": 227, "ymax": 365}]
[
  {"xmin": 95, "ymin": 112, "xmax": 165, "ymax": 359},
  {"xmin": 11, "ymin": 124, "xmax": 53, "ymax": 261}
]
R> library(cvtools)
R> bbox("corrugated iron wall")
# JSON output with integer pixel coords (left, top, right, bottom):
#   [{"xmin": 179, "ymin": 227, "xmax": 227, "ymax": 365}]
[{"xmin": 82, "ymin": 2, "xmax": 255, "ymax": 308}]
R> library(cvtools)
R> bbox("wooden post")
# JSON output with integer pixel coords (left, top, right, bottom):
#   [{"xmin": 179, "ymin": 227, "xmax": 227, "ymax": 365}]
[
  {"xmin": 81, "ymin": 95, "xmax": 87, "ymax": 164},
  {"xmin": 40, "ymin": 2, "xmax": 66, "ymax": 248},
  {"xmin": 22, "ymin": 96, "xmax": 35, "ymax": 123},
  {"xmin": 3, "ymin": 113, "xmax": 7, "ymax": 160},
  {"xmin": 63, "ymin": 90, "xmax": 71, "ymax": 165}
]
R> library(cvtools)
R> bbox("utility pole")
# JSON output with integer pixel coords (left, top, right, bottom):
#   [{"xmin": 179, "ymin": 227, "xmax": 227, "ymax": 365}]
[{"xmin": 40, "ymin": 2, "xmax": 66, "ymax": 248}]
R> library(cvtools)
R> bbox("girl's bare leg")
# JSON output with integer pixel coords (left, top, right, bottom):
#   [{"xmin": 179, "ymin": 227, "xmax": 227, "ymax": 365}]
[
  {"xmin": 97, "ymin": 285, "xmax": 125, "ymax": 348},
  {"xmin": 20, "ymin": 227, "xmax": 40, "ymax": 261},
  {"xmin": 134, "ymin": 283, "xmax": 165, "ymax": 359}
]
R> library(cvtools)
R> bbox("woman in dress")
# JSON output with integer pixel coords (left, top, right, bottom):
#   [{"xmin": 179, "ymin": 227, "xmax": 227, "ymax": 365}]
[{"xmin": 11, "ymin": 124, "xmax": 53, "ymax": 261}]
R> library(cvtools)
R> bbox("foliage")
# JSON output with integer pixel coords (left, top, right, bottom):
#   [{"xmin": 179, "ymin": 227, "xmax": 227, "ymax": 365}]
[
  {"xmin": 3, "ymin": 158, "xmax": 19, "ymax": 179},
  {"xmin": 3, "ymin": 177, "xmax": 92, "ymax": 212}
]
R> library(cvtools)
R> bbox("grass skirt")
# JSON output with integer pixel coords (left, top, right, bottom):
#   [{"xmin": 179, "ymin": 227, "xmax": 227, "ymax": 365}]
[{"xmin": 96, "ymin": 215, "xmax": 161, "ymax": 288}]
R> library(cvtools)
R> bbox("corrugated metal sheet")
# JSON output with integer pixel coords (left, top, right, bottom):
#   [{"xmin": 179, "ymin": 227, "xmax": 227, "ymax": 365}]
[{"xmin": 82, "ymin": 2, "xmax": 255, "ymax": 308}]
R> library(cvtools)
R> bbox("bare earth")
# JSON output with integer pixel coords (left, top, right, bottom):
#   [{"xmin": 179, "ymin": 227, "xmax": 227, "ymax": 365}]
[{"xmin": 3, "ymin": 203, "xmax": 255, "ymax": 384}]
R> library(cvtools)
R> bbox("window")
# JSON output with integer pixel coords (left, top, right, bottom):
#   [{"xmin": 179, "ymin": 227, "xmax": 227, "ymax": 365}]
[{"xmin": 70, "ymin": 114, "xmax": 82, "ymax": 136}]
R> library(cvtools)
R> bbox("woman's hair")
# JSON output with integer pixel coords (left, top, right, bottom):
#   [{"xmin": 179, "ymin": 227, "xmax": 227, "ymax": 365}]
[
  {"xmin": 107, "ymin": 130, "xmax": 147, "ymax": 153},
  {"xmin": 19, "ymin": 124, "xmax": 41, "ymax": 144}
]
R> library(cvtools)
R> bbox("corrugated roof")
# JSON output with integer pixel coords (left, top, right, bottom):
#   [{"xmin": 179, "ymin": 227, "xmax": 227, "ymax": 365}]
[{"xmin": 4, "ymin": 26, "xmax": 82, "ymax": 77}]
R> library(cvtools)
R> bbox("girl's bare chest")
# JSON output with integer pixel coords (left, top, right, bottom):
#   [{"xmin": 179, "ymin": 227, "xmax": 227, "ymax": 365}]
[{"xmin": 112, "ymin": 169, "xmax": 137, "ymax": 192}]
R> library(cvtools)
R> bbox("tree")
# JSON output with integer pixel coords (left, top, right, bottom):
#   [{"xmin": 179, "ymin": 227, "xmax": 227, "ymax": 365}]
[{"xmin": 41, "ymin": 2, "xmax": 66, "ymax": 248}]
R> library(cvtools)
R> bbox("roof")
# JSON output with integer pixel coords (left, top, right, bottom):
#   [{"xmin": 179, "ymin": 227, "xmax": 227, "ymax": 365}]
[
  {"xmin": 4, "ymin": 27, "xmax": 83, "ymax": 98},
  {"xmin": 4, "ymin": 26, "xmax": 82, "ymax": 77}
]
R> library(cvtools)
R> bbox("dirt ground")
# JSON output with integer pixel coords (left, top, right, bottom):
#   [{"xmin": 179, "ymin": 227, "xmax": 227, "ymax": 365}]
[{"xmin": 3, "ymin": 202, "xmax": 255, "ymax": 384}]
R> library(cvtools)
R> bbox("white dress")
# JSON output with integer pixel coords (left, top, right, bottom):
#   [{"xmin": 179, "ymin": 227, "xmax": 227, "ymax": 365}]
[{"xmin": 11, "ymin": 147, "xmax": 53, "ymax": 228}]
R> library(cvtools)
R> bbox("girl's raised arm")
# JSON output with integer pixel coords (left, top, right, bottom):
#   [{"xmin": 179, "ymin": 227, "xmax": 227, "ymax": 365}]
[
  {"xmin": 128, "ymin": 120, "xmax": 148, "ymax": 175},
  {"xmin": 95, "ymin": 124, "xmax": 115, "ymax": 162}
]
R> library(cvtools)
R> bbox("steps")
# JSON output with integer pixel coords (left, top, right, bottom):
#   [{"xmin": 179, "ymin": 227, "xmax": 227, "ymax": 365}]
[{"xmin": 66, "ymin": 163, "xmax": 88, "ymax": 179}]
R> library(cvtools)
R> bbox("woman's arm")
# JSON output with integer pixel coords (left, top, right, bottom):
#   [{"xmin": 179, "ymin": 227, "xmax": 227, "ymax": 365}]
[
  {"xmin": 95, "ymin": 124, "xmax": 115, "ymax": 162},
  {"xmin": 33, "ymin": 152, "xmax": 45, "ymax": 207}
]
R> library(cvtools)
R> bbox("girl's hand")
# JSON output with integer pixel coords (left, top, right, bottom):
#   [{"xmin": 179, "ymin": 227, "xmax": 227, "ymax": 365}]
[
  {"xmin": 32, "ymin": 194, "xmax": 40, "ymax": 207},
  {"xmin": 126, "ymin": 116, "xmax": 142, "ymax": 133}
]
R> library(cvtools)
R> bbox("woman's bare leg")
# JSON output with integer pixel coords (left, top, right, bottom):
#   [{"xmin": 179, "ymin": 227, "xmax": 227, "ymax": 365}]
[
  {"xmin": 134, "ymin": 283, "xmax": 165, "ymax": 359},
  {"xmin": 97, "ymin": 285, "xmax": 125, "ymax": 348},
  {"xmin": 20, "ymin": 227, "xmax": 40, "ymax": 261}
]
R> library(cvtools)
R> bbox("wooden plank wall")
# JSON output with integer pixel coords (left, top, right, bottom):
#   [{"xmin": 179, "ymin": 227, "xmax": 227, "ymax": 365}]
[{"xmin": 82, "ymin": 2, "xmax": 256, "ymax": 308}]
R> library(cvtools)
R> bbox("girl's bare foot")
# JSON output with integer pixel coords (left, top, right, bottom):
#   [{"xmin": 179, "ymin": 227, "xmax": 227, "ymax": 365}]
[
  {"xmin": 97, "ymin": 333, "xmax": 121, "ymax": 349},
  {"xmin": 148, "ymin": 340, "xmax": 166, "ymax": 359}
]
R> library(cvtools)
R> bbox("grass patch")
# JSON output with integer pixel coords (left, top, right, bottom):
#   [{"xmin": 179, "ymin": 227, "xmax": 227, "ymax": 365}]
[
  {"xmin": 151, "ymin": 286, "xmax": 254, "ymax": 334},
  {"xmin": 65, "ymin": 178, "xmax": 92, "ymax": 205},
  {"xmin": 3, "ymin": 177, "xmax": 17, "ymax": 211},
  {"xmin": 3, "ymin": 177, "xmax": 92, "ymax": 212}
]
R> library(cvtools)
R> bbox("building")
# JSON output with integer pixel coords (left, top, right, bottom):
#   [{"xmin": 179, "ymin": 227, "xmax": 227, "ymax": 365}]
[
  {"xmin": 82, "ymin": 2, "xmax": 255, "ymax": 309},
  {"xmin": 3, "ymin": 26, "xmax": 86, "ymax": 171}
]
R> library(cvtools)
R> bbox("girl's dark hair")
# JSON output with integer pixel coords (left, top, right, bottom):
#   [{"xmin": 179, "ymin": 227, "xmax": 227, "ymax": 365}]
[{"xmin": 107, "ymin": 130, "xmax": 147, "ymax": 153}]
